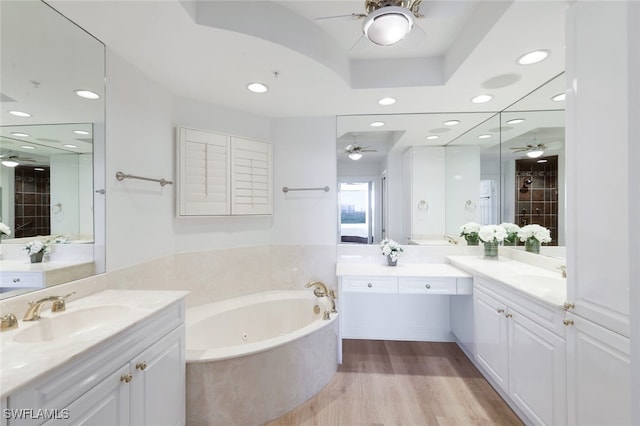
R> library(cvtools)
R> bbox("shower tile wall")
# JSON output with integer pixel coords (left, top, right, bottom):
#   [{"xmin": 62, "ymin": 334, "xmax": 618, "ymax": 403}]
[
  {"xmin": 515, "ymin": 156, "xmax": 558, "ymax": 245},
  {"xmin": 14, "ymin": 166, "xmax": 50, "ymax": 238}
]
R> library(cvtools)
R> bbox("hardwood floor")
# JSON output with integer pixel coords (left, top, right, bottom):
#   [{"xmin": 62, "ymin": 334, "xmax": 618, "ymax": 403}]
[{"xmin": 267, "ymin": 340, "xmax": 523, "ymax": 426}]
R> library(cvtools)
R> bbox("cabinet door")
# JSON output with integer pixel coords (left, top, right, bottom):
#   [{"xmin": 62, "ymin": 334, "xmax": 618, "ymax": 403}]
[
  {"xmin": 41, "ymin": 365, "xmax": 130, "ymax": 426},
  {"xmin": 130, "ymin": 326, "xmax": 185, "ymax": 426},
  {"xmin": 565, "ymin": 312, "xmax": 630, "ymax": 426},
  {"xmin": 474, "ymin": 289, "xmax": 509, "ymax": 392},
  {"xmin": 508, "ymin": 310, "xmax": 566, "ymax": 426},
  {"xmin": 230, "ymin": 137, "xmax": 272, "ymax": 215},
  {"xmin": 177, "ymin": 127, "xmax": 230, "ymax": 216}
]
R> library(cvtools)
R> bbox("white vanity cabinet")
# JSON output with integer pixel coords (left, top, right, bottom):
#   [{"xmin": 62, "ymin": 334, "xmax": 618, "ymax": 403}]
[
  {"xmin": 6, "ymin": 301, "xmax": 185, "ymax": 426},
  {"xmin": 565, "ymin": 312, "xmax": 631, "ymax": 426},
  {"xmin": 474, "ymin": 277, "xmax": 567, "ymax": 426}
]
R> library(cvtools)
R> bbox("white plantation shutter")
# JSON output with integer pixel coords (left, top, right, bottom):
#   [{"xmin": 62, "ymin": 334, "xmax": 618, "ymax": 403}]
[
  {"xmin": 231, "ymin": 137, "xmax": 272, "ymax": 215},
  {"xmin": 177, "ymin": 127, "xmax": 230, "ymax": 215}
]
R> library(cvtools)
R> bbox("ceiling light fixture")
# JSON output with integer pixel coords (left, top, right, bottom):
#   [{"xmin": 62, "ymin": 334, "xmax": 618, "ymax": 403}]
[
  {"xmin": 506, "ymin": 118, "xmax": 525, "ymax": 124},
  {"xmin": 63, "ymin": 144, "xmax": 78, "ymax": 149},
  {"xmin": 471, "ymin": 94, "xmax": 493, "ymax": 104},
  {"xmin": 537, "ymin": 159, "xmax": 548, "ymax": 164},
  {"xmin": 73, "ymin": 130, "xmax": 90, "ymax": 135},
  {"xmin": 517, "ymin": 50, "xmax": 550, "ymax": 65},
  {"xmin": 9, "ymin": 110, "xmax": 31, "ymax": 117},
  {"xmin": 378, "ymin": 97, "xmax": 396, "ymax": 106},
  {"xmin": 1, "ymin": 159, "xmax": 19, "ymax": 168},
  {"xmin": 370, "ymin": 121, "xmax": 385, "ymax": 127},
  {"xmin": 75, "ymin": 90, "xmax": 100, "ymax": 99},
  {"xmin": 478, "ymin": 134, "xmax": 492, "ymax": 139},
  {"xmin": 348, "ymin": 152, "xmax": 363, "ymax": 161},
  {"xmin": 526, "ymin": 148, "xmax": 545, "ymax": 158},
  {"xmin": 552, "ymin": 93, "xmax": 566, "ymax": 101},
  {"xmin": 11, "ymin": 132, "xmax": 30, "ymax": 137},
  {"xmin": 21, "ymin": 145, "xmax": 35, "ymax": 149},
  {"xmin": 34, "ymin": 167, "xmax": 45, "ymax": 171},
  {"xmin": 426, "ymin": 135, "xmax": 439, "ymax": 140},
  {"xmin": 247, "ymin": 83, "xmax": 268, "ymax": 93},
  {"xmin": 362, "ymin": 6, "xmax": 414, "ymax": 46},
  {"xmin": 444, "ymin": 120, "xmax": 460, "ymax": 126}
]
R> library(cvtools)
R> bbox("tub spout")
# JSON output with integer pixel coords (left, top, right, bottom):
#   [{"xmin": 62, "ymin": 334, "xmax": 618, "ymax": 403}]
[{"xmin": 306, "ymin": 281, "xmax": 337, "ymax": 319}]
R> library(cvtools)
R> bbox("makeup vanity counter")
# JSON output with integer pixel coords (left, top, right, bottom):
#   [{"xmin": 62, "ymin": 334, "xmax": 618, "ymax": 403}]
[{"xmin": 1, "ymin": 289, "xmax": 188, "ymax": 425}]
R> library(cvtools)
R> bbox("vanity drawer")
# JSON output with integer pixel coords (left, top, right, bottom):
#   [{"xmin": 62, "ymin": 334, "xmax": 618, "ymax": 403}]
[
  {"xmin": 398, "ymin": 277, "xmax": 457, "ymax": 295},
  {"xmin": 0, "ymin": 272, "xmax": 44, "ymax": 288},
  {"xmin": 342, "ymin": 276, "xmax": 398, "ymax": 293}
]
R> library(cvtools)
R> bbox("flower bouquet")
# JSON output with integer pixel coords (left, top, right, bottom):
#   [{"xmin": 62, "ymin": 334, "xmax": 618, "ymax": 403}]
[
  {"xmin": 517, "ymin": 224, "xmax": 552, "ymax": 254},
  {"xmin": 380, "ymin": 239, "xmax": 404, "ymax": 266},
  {"xmin": 500, "ymin": 223, "xmax": 520, "ymax": 246},
  {"xmin": 24, "ymin": 239, "xmax": 51, "ymax": 263},
  {"xmin": 479, "ymin": 225, "xmax": 507, "ymax": 258},
  {"xmin": 459, "ymin": 222, "xmax": 481, "ymax": 245}
]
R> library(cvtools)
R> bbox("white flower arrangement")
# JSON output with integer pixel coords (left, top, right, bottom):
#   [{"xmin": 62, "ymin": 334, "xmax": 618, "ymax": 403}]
[
  {"xmin": 500, "ymin": 222, "xmax": 520, "ymax": 245},
  {"xmin": 479, "ymin": 224, "xmax": 507, "ymax": 243},
  {"xmin": 459, "ymin": 222, "xmax": 481, "ymax": 244},
  {"xmin": 380, "ymin": 239, "xmax": 404, "ymax": 261},
  {"xmin": 24, "ymin": 239, "xmax": 51, "ymax": 256},
  {"xmin": 518, "ymin": 224, "xmax": 552, "ymax": 244},
  {"xmin": 0, "ymin": 222, "xmax": 11, "ymax": 238}
]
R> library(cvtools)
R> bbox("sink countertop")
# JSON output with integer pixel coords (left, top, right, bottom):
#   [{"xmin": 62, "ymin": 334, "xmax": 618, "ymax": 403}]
[
  {"xmin": 0, "ymin": 289, "xmax": 189, "ymax": 398},
  {"xmin": 446, "ymin": 255, "xmax": 567, "ymax": 307},
  {"xmin": 336, "ymin": 262, "xmax": 472, "ymax": 278}
]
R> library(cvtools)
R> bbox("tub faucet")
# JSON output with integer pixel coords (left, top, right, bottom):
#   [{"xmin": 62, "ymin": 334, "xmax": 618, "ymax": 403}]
[
  {"xmin": 305, "ymin": 281, "xmax": 337, "ymax": 319},
  {"xmin": 23, "ymin": 292, "xmax": 75, "ymax": 321},
  {"xmin": 558, "ymin": 265, "xmax": 567, "ymax": 278}
]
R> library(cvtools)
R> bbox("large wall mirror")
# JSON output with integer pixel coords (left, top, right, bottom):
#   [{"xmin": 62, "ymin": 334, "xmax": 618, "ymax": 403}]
[
  {"xmin": 336, "ymin": 73, "xmax": 565, "ymax": 257},
  {"xmin": 0, "ymin": 0, "xmax": 105, "ymax": 299}
]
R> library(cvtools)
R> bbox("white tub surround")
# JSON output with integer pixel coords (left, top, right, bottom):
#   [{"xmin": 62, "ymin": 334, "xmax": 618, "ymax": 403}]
[{"xmin": 185, "ymin": 290, "xmax": 338, "ymax": 426}]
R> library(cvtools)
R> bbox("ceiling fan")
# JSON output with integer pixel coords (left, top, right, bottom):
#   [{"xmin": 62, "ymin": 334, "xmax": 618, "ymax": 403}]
[
  {"xmin": 316, "ymin": 0, "xmax": 424, "ymax": 46},
  {"xmin": 510, "ymin": 143, "xmax": 547, "ymax": 159},
  {"xmin": 344, "ymin": 143, "xmax": 377, "ymax": 161},
  {"xmin": 0, "ymin": 153, "xmax": 36, "ymax": 167}
]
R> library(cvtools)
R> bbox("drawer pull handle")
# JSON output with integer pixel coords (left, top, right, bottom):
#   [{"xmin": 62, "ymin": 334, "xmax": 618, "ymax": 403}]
[
  {"xmin": 425, "ymin": 284, "xmax": 431, "ymax": 289},
  {"xmin": 563, "ymin": 302, "xmax": 575, "ymax": 311},
  {"xmin": 497, "ymin": 308, "xmax": 505, "ymax": 314},
  {"xmin": 120, "ymin": 373, "xmax": 133, "ymax": 383},
  {"xmin": 12, "ymin": 278, "xmax": 20, "ymax": 283},
  {"xmin": 563, "ymin": 319, "xmax": 574, "ymax": 326},
  {"xmin": 505, "ymin": 313, "xmax": 513, "ymax": 318},
  {"xmin": 136, "ymin": 361, "xmax": 147, "ymax": 371},
  {"xmin": 367, "ymin": 283, "xmax": 372, "ymax": 288}
]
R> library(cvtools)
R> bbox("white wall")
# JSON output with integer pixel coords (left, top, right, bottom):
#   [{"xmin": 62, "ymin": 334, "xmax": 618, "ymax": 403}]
[
  {"xmin": 446, "ymin": 146, "xmax": 480, "ymax": 234},
  {"xmin": 50, "ymin": 155, "xmax": 80, "ymax": 235}
]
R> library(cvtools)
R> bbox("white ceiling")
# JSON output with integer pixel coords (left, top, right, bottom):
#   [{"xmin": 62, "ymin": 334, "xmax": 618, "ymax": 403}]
[{"xmin": 47, "ymin": 0, "xmax": 568, "ymax": 119}]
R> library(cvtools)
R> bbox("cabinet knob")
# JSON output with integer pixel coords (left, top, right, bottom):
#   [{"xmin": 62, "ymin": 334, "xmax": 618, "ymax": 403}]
[
  {"xmin": 563, "ymin": 318, "xmax": 574, "ymax": 326},
  {"xmin": 497, "ymin": 308, "xmax": 505, "ymax": 314},
  {"xmin": 563, "ymin": 301, "xmax": 575, "ymax": 311},
  {"xmin": 367, "ymin": 283, "xmax": 372, "ymax": 288},
  {"xmin": 12, "ymin": 278, "xmax": 20, "ymax": 283},
  {"xmin": 120, "ymin": 373, "xmax": 133, "ymax": 383},
  {"xmin": 136, "ymin": 361, "xmax": 147, "ymax": 371},
  {"xmin": 425, "ymin": 283, "xmax": 431, "ymax": 289}
]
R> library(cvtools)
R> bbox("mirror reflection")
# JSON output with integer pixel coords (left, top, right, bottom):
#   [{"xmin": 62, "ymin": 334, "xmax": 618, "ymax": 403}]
[
  {"xmin": 336, "ymin": 73, "xmax": 565, "ymax": 256},
  {"xmin": 0, "ymin": 0, "xmax": 105, "ymax": 298}
]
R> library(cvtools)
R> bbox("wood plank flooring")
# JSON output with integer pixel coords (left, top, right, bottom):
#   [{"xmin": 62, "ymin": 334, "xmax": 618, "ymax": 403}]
[{"xmin": 267, "ymin": 340, "xmax": 523, "ymax": 426}]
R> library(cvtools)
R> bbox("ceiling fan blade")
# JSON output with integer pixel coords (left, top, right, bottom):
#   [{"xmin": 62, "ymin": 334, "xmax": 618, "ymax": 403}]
[
  {"xmin": 510, "ymin": 147, "xmax": 528, "ymax": 152},
  {"xmin": 315, "ymin": 12, "xmax": 366, "ymax": 21}
]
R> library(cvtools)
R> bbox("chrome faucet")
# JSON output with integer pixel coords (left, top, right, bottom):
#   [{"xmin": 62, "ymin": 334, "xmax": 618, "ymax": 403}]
[
  {"xmin": 305, "ymin": 281, "xmax": 337, "ymax": 319},
  {"xmin": 23, "ymin": 292, "xmax": 75, "ymax": 321},
  {"xmin": 558, "ymin": 265, "xmax": 567, "ymax": 278}
]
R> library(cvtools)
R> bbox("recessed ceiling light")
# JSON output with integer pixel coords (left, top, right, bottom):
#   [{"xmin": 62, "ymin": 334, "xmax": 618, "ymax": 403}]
[
  {"xmin": 471, "ymin": 94, "xmax": 493, "ymax": 104},
  {"xmin": 73, "ymin": 130, "xmax": 90, "ymax": 135},
  {"xmin": 517, "ymin": 50, "xmax": 550, "ymax": 65},
  {"xmin": 247, "ymin": 82, "xmax": 268, "ymax": 93},
  {"xmin": 63, "ymin": 144, "xmax": 78, "ymax": 149},
  {"xmin": 362, "ymin": 6, "xmax": 414, "ymax": 46},
  {"xmin": 537, "ymin": 159, "xmax": 548, "ymax": 163},
  {"xmin": 370, "ymin": 121, "xmax": 385, "ymax": 127},
  {"xmin": 1, "ymin": 159, "xmax": 19, "ymax": 168},
  {"xmin": 527, "ymin": 149, "xmax": 545, "ymax": 158},
  {"xmin": 552, "ymin": 93, "xmax": 566, "ymax": 102},
  {"xmin": 9, "ymin": 110, "xmax": 31, "ymax": 117},
  {"xmin": 378, "ymin": 97, "xmax": 396, "ymax": 106},
  {"xmin": 348, "ymin": 152, "xmax": 363, "ymax": 161},
  {"xmin": 74, "ymin": 90, "xmax": 100, "ymax": 99},
  {"xmin": 11, "ymin": 132, "xmax": 30, "ymax": 137},
  {"xmin": 426, "ymin": 135, "xmax": 439, "ymax": 140},
  {"xmin": 21, "ymin": 145, "xmax": 35, "ymax": 149},
  {"xmin": 478, "ymin": 134, "xmax": 492, "ymax": 139},
  {"xmin": 444, "ymin": 120, "xmax": 460, "ymax": 126},
  {"xmin": 34, "ymin": 167, "xmax": 45, "ymax": 171},
  {"xmin": 506, "ymin": 118, "xmax": 525, "ymax": 125}
]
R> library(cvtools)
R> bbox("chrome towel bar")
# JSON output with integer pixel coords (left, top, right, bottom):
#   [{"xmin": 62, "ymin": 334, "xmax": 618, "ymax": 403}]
[
  {"xmin": 282, "ymin": 186, "xmax": 330, "ymax": 193},
  {"xmin": 115, "ymin": 171, "xmax": 173, "ymax": 186}
]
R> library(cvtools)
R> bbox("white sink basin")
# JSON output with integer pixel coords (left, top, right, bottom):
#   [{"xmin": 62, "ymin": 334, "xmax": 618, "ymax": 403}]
[
  {"xmin": 511, "ymin": 274, "xmax": 565, "ymax": 287},
  {"xmin": 13, "ymin": 305, "xmax": 130, "ymax": 343}
]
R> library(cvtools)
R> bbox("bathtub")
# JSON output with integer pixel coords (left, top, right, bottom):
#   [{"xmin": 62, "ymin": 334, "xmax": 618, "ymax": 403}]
[{"xmin": 185, "ymin": 290, "xmax": 338, "ymax": 426}]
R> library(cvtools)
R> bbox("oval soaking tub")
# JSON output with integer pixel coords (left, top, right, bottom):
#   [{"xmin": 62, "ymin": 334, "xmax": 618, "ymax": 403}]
[{"xmin": 185, "ymin": 290, "xmax": 338, "ymax": 426}]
